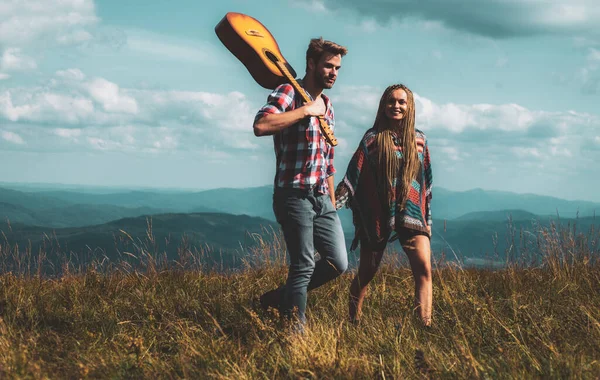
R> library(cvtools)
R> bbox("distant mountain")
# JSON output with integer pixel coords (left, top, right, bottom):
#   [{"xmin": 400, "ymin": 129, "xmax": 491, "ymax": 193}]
[
  {"xmin": 455, "ymin": 209, "xmax": 539, "ymax": 222},
  {"xmin": 34, "ymin": 204, "xmax": 175, "ymax": 228},
  {"xmin": 33, "ymin": 190, "xmax": 211, "ymax": 211},
  {"xmin": 0, "ymin": 181, "xmax": 205, "ymax": 194},
  {"xmin": 0, "ymin": 188, "xmax": 72, "ymax": 210},
  {"xmin": 0, "ymin": 199, "xmax": 184, "ymax": 228},
  {"xmin": 430, "ymin": 215, "xmax": 598, "ymax": 264},
  {"xmin": 431, "ymin": 188, "xmax": 599, "ymax": 220},
  {"xmin": 33, "ymin": 187, "xmax": 272, "ymax": 218},
  {"xmin": 1, "ymin": 207, "xmax": 597, "ymax": 271},
  {"xmin": 186, "ymin": 186, "xmax": 275, "ymax": 220},
  {"xmin": 0, "ymin": 188, "xmax": 218, "ymax": 227},
  {"xmin": 0, "ymin": 201, "xmax": 38, "ymax": 225},
  {"xmin": 0, "ymin": 212, "xmax": 279, "ymax": 271},
  {"xmin": 34, "ymin": 185, "xmax": 595, "ymax": 223},
  {"xmin": 2, "ymin": 184, "xmax": 599, "ymax": 244}
]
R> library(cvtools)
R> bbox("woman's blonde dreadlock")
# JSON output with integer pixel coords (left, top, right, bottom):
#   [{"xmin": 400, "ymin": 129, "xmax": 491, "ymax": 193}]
[{"xmin": 372, "ymin": 84, "xmax": 419, "ymax": 211}]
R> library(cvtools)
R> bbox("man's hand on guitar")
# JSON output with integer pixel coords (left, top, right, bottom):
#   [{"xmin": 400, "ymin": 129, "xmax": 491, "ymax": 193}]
[{"xmin": 303, "ymin": 96, "xmax": 326, "ymax": 118}]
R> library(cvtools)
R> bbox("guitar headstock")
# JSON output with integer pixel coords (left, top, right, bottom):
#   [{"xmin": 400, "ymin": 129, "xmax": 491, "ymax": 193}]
[{"xmin": 318, "ymin": 117, "xmax": 338, "ymax": 146}]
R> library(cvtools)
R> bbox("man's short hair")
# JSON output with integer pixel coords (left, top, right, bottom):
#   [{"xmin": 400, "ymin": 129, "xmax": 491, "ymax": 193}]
[{"xmin": 305, "ymin": 37, "xmax": 348, "ymax": 71}]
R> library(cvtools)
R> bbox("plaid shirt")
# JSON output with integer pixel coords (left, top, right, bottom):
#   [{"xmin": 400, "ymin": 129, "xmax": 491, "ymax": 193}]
[{"xmin": 255, "ymin": 83, "xmax": 335, "ymax": 195}]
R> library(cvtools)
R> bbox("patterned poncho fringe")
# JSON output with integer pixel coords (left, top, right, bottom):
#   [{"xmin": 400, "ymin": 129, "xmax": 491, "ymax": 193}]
[{"xmin": 336, "ymin": 128, "xmax": 433, "ymax": 251}]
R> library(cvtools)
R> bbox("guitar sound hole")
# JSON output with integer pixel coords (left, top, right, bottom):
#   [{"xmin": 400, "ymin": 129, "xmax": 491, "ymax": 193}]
[{"xmin": 264, "ymin": 50, "xmax": 279, "ymax": 63}]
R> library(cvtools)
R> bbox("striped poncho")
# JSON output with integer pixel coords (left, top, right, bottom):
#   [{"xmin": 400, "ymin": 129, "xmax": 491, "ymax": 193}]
[{"xmin": 335, "ymin": 128, "xmax": 433, "ymax": 250}]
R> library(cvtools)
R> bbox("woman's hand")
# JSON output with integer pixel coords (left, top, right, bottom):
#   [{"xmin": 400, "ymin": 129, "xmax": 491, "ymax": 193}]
[
  {"xmin": 334, "ymin": 183, "xmax": 349, "ymax": 210},
  {"xmin": 335, "ymin": 193, "xmax": 348, "ymax": 210}
]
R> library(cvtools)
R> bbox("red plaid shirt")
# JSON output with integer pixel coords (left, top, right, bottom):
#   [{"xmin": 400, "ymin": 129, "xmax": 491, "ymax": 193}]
[{"xmin": 255, "ymin": 83, "xmax": 336, "ymax": 195}]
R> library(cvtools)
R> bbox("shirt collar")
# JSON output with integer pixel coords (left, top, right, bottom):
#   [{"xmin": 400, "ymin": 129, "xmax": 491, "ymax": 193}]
[{"xmin": 296, "ymin": 79, "xmax": 332, "ymax": 108}]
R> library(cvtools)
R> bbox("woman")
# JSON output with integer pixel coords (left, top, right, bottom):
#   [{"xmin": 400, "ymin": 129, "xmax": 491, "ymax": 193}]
[{"xmin": 335, "ymin": 84, "xmax": 433, "ymax": 326}]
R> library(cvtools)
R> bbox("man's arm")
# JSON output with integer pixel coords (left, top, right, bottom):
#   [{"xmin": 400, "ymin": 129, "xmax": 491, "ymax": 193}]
[
  {"xmin": 327, "ymin": 175, "xmax": 335, "ymax": 207},
  {"xmin": 254, "ymin": 99, "xmax": 322, "ymax": 136}
]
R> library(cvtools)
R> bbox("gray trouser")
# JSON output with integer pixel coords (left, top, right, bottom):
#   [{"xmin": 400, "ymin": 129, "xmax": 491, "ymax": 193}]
[{"xmin": 273, "ymin": 187, "xmax": 348, "ymax": 323}]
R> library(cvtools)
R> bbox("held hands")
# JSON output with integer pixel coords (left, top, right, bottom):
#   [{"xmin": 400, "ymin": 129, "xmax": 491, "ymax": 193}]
[
  {"xmin": 335, "ymin": 192, "xmax": 348, "ymax": 210},
  {"xmin": 334, "ymin": 184, "xmax": 349, "ymax": 210},
  {"xmin": 303, "ymin": 96, "xmax": 326, "ymax": 117}
]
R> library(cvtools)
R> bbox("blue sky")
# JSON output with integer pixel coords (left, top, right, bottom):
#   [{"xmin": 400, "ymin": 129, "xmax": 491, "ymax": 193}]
[{"xmin": 1, "ymin": 0, "xmax": 599, "ymax": 201}]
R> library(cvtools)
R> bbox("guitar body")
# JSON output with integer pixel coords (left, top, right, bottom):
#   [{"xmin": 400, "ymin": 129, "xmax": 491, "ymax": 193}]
[
  {"xmin": 215, "ymin": 12, "xmax": 337, "ymax": 146},
  {"xmin": 215, "ymin": 12, "xmax": 297, "ymax": 89}
]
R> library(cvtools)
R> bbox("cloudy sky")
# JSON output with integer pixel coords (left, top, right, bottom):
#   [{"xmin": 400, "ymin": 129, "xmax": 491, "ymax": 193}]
[{"xmin": 1, "ymin": 0, "xmax": 599, "ymax": 201}]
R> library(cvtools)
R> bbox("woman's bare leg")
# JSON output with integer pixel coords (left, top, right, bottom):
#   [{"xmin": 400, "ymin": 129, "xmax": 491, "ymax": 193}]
[
  {"xmin": 349, "ymin": 242, "xmax": 384, "ymax": 323},
  {"xmin": 402, "ymin": 234, "xmax": 432, "ymax": 326}
]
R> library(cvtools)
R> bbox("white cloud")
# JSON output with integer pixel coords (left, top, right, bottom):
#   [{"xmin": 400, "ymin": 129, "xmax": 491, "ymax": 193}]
[
  {"xmin": 334, "ymin": 85, "xmax": 382, "ymax": 111},
  {"xmin": 0, "ymin": 89, "xmax": 94, "ymax": 123},
  {"xmin": 57, "ymin": 29, "xmax": 93, "ymax": 45},
  {"xmin": 87, "ymin": 78, "xmax": 138, "ymax": 114},
  {"xmin": 335, "ymin": 85, "xmax": 582, "ymax": 139},
  {"xmin": 0, "ymin": 0, "xmax": 98, "ymax": 46},
  {"xmin": 550, "ymin": 145, "xmax": 572, "ymax": 157},
  {"xmin": 0, "ymin": 91, "xmax": 37, "ymax": 121},
  {"xmin": 0, "ymin": 73, "xmax": 9, "ymax": 80},
  {"xmin": 291, "ymin": 0, "xmax": 328, "ymax": 13},
  {"xmin": 512, "ymin": 147, "xmax": 542, "ymax": 159},
  {"xmin": 0, "ymin": 70, "xmax": 263, "ymax": 153},
  {"xmin": 333, "ymin": 84, "xmax": 600, "ymax": 182},
  {"xmin": 579, "ymin": 47, "xmax": 600, "ymax": 93},
  {"xmin": 1, "ymin": 48, "xmax": 37, "ymax": 71},
  {"xmin": 415, "ymin": 96, "xmax": 542, "ymax": 133},
  {"xmin": 45, "ymin": 93, "xmax": 95, "ymax": 121},
  {"xmin": 86, "ymin": 136, "xmax": 112, "ymax": 151},
  {"xmin": 1, "ymin": 130, "xmax": 24, "ymax": 144},
  {"xmin": 54, "ymin": 128, "xmax": 82, "ymax": 139},
  {"xmin": 55, "ymin": 68, "xmax": 86, "ymax": 81},
  {"xmin": 588, "ymin": 47, "xmax": 600, "ymax": 63},
  {"xmin": 439, "ymin": 146, "xmax": 461, "ymax": 161},
  {"xmin": 303, "ymin": 0, "xmax": 600, "ymax": 39}
]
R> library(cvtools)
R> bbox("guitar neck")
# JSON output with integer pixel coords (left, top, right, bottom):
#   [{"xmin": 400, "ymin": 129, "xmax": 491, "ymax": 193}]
[{"xmin": 274, "ymin": 61, "xmax": 311, "ymax": 104}]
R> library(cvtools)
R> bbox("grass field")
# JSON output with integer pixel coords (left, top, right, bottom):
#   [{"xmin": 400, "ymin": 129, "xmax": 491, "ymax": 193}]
[{"xmin": 0, "ymin": 221, "xmax": 599, "ymax": 378}]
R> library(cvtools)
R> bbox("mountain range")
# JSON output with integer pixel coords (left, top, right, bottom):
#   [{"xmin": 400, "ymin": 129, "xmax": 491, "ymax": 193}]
[{"xmin": 0, "ymin": 184, "xmax": 598, "ymax": 269}]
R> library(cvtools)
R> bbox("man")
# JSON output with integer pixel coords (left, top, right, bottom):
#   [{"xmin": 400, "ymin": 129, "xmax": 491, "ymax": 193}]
[{"xmin": 254, "ymin": 37, "xmax": 348, "ymax": 325}]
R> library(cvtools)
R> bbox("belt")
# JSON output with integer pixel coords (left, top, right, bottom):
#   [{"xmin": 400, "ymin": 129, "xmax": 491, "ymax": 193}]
[{"xmin": 274, "ymin": 185, "xmax": 326, "ymax": 196}]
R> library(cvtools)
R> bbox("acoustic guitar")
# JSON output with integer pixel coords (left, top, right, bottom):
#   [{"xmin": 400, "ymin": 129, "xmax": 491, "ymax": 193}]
[{"xmin": 214, "ymin": 12, "xmax": 338, "ymax": 146}]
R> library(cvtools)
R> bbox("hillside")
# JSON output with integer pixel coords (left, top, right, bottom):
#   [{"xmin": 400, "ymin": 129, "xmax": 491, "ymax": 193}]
[
  {"xmin": 0, "ymin": 188, "xmax": 71, "ymax": 210},
  {"xmin": 0, "ymin": 212, "xmax": 279, "ymax": 271},
  {"xmin": 0, "ymin": 202, "xmax": 175, "ymax": 228},
  {"xmin": 430, "ymin": 215, "xmax": 598, "ymax": 263},
  {"xmin": 0, "ymin": 225, "xmax": 598, "ymax": 378}
]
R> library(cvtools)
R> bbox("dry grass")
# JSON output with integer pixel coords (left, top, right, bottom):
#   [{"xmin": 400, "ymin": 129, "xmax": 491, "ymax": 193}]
[{"xmin": 0, "ymin": 222, "xmax": 599, "ymax": 379}]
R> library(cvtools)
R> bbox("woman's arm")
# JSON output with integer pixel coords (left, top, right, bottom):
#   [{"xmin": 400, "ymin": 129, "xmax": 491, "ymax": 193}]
[{"xmin": 423, "ymin": 137, "xmax": 433, "ymax": 231}]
